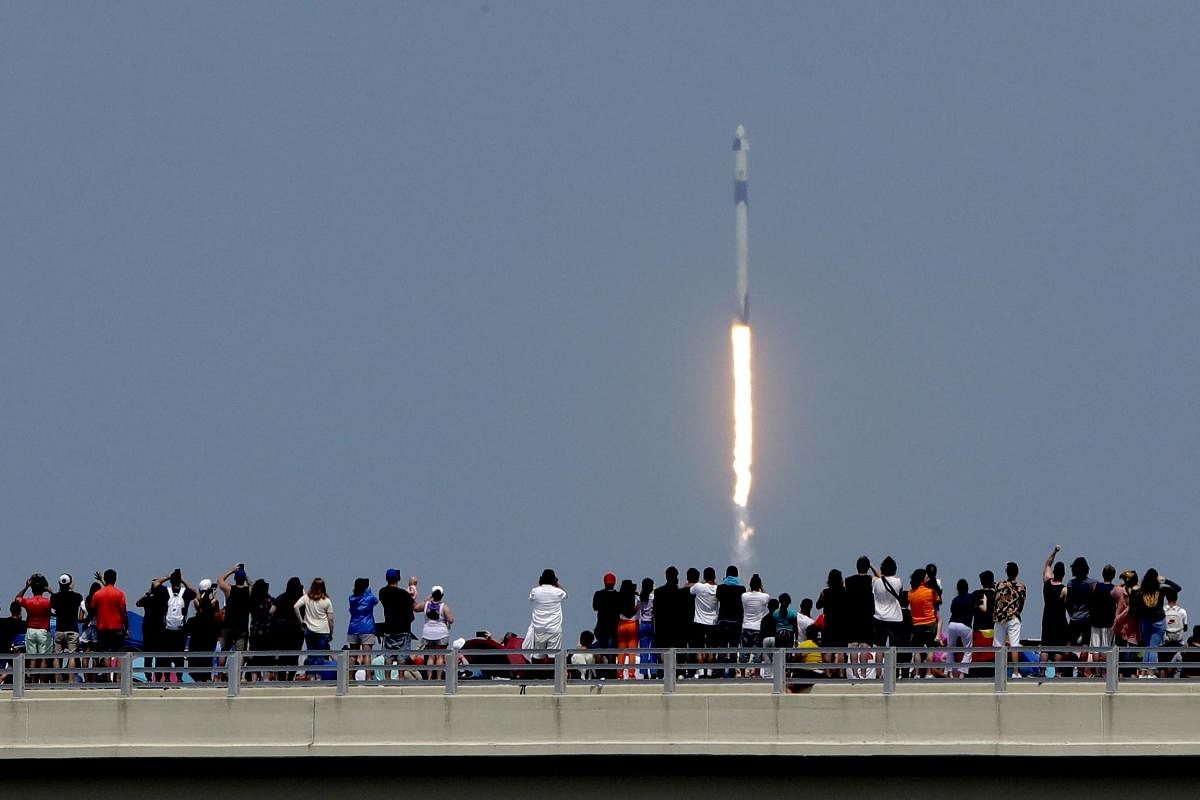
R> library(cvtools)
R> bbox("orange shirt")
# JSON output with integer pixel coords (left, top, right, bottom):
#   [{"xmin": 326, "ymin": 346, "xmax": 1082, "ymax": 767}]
[
  {"xmin": 91, "ymin": 585, "xmax": 128, "ymax": 632},
  {"xmin": 908, "ymin": 585, "xmax": 937, "ymax": 626}
]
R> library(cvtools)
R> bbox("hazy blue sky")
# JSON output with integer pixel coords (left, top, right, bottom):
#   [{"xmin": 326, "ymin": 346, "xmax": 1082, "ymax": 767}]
[{"xmin": 3, "ymin": 3, "xmax": 1198, "ymax": 639}]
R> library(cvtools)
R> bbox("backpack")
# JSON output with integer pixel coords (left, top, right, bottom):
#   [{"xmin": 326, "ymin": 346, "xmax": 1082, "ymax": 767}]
[
  {"xmin": 165, "ymin": 585, "xmax": 187, "ymax": 630},
  {"xmin": 1164, "ymin": 606, "xmax": 1186, "ymax": 643}
]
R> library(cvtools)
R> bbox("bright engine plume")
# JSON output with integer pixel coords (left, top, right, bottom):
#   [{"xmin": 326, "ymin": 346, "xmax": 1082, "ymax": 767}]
[
  {"xmin": 731, "ymin": 322, "xmax": 754, "ymax": 543},
  {"xmin": 731, "ymin": 125, "xmax": 754, "ymax": 554}
]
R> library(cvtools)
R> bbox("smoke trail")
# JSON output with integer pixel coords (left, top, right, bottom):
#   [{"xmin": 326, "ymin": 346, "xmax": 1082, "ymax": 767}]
[{"xmin": 731, "ymin": 322, "xmax": 754, "ymax": 560}]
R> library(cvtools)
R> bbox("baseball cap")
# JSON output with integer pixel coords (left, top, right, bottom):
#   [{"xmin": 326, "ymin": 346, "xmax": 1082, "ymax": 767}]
[
  {"xmin": 58, "ymin": 573, "xmax": 72, "ymax": 587},
  {"xmin": 199, "ymin": 578, "xmax": 213, "ymax": 592},
  {"xmin": 603, "ymin": 572, "xmax": 616, "ymax": 586},
  {"xmin": 386, "ymin": 568, "xmax": 400, "ymax": 582},
  {"xmin": 233, "ymin": 568, "xmax": 247, "ymax": 584},
  {"xmin": 431, "ymin": 585, "xmax": 444, "ymax": 595}
]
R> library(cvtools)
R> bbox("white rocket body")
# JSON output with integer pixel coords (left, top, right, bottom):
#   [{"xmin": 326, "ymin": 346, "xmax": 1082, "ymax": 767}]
[{"xmin": 733, "ymin": 125, "xmax": 749, "ymax": 323}]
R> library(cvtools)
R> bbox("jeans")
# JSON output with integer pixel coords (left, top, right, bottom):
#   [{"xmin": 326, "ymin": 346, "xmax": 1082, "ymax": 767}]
[
  {"xmin": 304, "ymin": 630, "xmax": 331, "ymax": 663},
  {"xmin": 1140, "ymin": 619, "xmax": 1165, "ymax": 664}
]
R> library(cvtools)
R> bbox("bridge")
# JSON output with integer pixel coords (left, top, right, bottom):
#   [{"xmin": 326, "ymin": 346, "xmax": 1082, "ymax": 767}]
[{"xmin": 2, "ymin": 646, "xmax": 1199, "ymax": 759}]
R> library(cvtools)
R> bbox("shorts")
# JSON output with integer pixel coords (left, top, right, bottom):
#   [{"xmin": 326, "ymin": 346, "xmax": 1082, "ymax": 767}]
[
  {"xmin": 994, "ymin": 617, "xmax": 1021, "ymax": 648},
  {"xmin": 528, "ymin": 629, "xmax": 562, "ymax": 650},
  {"xmin": 690, "ymin": 622, "xmax": 716, "ymax": 648},
  {"xmin": 382, "ymin": 632, "xmax": 412, "ymax": 651},
  {"xmin": 97, "ymin": 630, "xmax": 125, "ymax": 653},
  {"xmin": 25, "ymin": 628, "xmax": 51, "ymax": 655},
  {"xmin": 421, "ymin": 637, "xmax": 449, "ymax": 649},
  {"xmin": 739, "ymin": 629, "xmax": 762, "ymax": 663},
  {"xmin": 909, "ymin": 623, "xmax": 938, "ymax": 648},
  {"xmin": 1067, "ymin": 620, "xmax": 1091, "ymax": 647},
  {"xmin": 1089, "ymin": 627, "xmax": 1114, "ymax": 648},
  {"xmin": 346, "ymin": 633, "xmax": 377, "ymax": 647},
  {"xmin": 219, "ymin": 630, "xmax": 249, "ymax": 653},
  {"xmin": 54, "ymin": 631, "xmax": 79, "ymax": 654}
]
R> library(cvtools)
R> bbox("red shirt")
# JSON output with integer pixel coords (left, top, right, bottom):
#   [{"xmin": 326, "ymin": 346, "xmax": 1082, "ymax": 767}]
[
  {"xmin": 20, "ymin": 594, "xmax": 52, "ymax": 630},
  {"xmin": 91, "ymin": 585, "xmax": 128, "ymax": 632}
]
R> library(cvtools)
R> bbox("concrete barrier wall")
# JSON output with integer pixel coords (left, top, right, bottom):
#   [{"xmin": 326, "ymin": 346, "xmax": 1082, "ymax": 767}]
[{"xmin": 1, "ymin": 687, "xmax": 1197, "ymax": 758}]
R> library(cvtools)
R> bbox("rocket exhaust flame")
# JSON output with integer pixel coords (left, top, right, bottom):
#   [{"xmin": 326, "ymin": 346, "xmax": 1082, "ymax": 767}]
[
  {"xmin": 731, "ymin": 322, "xmax": 753, "ymax": 533},
  {"xmin": 730, "ymin": 125, "xmax": 754, "ymax": 556}
]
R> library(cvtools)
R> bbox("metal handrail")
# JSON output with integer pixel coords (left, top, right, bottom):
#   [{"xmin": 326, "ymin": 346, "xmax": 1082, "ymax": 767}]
[{"xmin": 3, "ymin": 645, "xmax": 1199, "ymax": 697}]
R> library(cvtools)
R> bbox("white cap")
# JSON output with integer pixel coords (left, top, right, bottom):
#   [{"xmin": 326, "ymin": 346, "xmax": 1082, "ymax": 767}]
[
  {"xmin": 58, "ymin": 574, "xmax": 72, "ymax": 586},
  {"xmin": 198, "ymin": 578, "xmax": 213, "ymax": 592},
  {"xmin": 431, "ymin": 585, "xmax": 444, "ymax": 595}
]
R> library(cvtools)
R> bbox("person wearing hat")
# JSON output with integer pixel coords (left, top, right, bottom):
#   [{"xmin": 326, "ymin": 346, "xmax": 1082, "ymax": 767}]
[
  {"xmin": 591, "ymin": 573, "xmax": 621, "ymax": 677},
  {"xmin": 16, "ymin": 574, "xmax": 53, "ymax": 682},
  {"xmin": 378, "ymin": 568, "xmax": 415, "ymax": 659},
  {"xmin": 525, "ymin": 569, "xmax": 567, "ymax": 651},
  {"xmin": 218, "ymin": 564, "xmax": 252, "ymax": 655},
  {"xmin": 51, "ymin": 574, "xmax": 84, "ymax": 683},
  {"xmin": 415, "ymin": 586, "xmax": 453, "ymax": 679},
  {"xmin": 189, "ymin": 577, "xmax": 221, "ymax": 681}
]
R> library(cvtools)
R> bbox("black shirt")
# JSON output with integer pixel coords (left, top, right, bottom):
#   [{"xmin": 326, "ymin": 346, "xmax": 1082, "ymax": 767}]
[
  {"xmin": 136, "ymin": 590, "xmax": 165, "ymax": 635},
  {"xmin": 652, "ymin": 583, "xmax": 678, "ymax": 639},
  {"xmin": 949, "ymin": 593, "xmax": 975, "ymax": 626},
  {"xmin": 592, "ymin": 588, "xmax": 621, "ymax": 638},
  {"xmin": 1089, "ymin": 582, "xmax": 1117, "ymax": 628},
  {"xmin": 844, "ymin": 574, "xmax": 876, "ymax": 629},
  {"xmin": 224, "ymin": 584, "xmax": 250, "ymax": 634},
  {"xmin": 378, "ymin": 585, "xmax": 414, "ymax": 635},
  {"xmin": 0, "ymin": 616, "xmax": 25, "ymax": 652},
  {"xmin": 51, "ymin": 590, "xmax": 83, "ymax": 634},
  {"xmin": 972, "ymin": 588, "xmax": 995, "ymax": 631},
  {"xmin": 716, "ymin": 582, "xmax": 745, "ymax": 623}
]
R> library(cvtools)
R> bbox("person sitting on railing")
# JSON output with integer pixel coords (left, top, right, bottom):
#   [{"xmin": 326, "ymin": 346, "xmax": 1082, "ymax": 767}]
[
  {"xmin": 1160, "ymin": 586, "xmax": 1187, "ymax": 678},
  {"xmin": 1181, "ymin": 626, "xmax": 1200, "ymax": 679},
  {"xmin": 790, "ymin": 621, "xmax": 824, "ymax": 693},
  {"xmin": 568, "ymin": 630, "xmax": 596, "ymax": 680}
]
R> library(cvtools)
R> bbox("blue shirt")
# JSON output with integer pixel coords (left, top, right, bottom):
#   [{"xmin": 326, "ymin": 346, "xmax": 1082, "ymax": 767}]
[{"xmin": 347, "ymin": 591, "xmax": 378, "ymax": 635}]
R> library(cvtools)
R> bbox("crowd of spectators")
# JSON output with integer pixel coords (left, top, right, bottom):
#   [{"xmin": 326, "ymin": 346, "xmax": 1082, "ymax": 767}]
[{"xmin": 2, "ymin": 546, "xmax": 1198, "ymax": 686}]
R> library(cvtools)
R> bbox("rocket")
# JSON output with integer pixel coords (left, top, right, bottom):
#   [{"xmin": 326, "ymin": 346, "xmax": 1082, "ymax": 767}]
[{"xmin": 733, "ymin": 124, "xmax": 749, "ymax": 324}]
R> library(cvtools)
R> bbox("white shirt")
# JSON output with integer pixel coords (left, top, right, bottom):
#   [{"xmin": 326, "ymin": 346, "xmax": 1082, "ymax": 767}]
[
  {"xmin": 690, "ymin": 582, "xmax": 718, "ymax": 626},
  {"xmin": 529, "ymin": 585, "xmax": 567, "ymax": 632},
  {"xmin": 872, "ymin": 576, "xmax": 903, "ymax": 622},
  {"xmin": 742, "ymin": 590, "xmax": 770, "ymax": 631},
  {"xmin": 795, "ymin": 612, "xmax": 815, "ymax": 642}
]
